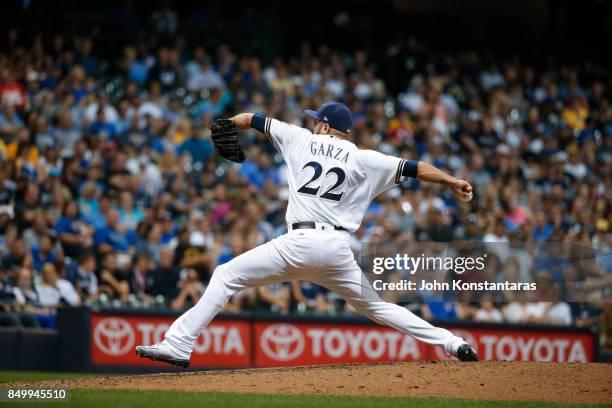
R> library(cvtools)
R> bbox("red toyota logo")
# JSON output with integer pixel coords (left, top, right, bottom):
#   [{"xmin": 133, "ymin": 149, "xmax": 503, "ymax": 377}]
[
  {"xmin": 260, "ymin": 323, "xmax": 305, "ymax": 361},
  {"xmin": 93, "ymin": 317, "xmax": 135, "ymax": 356}
]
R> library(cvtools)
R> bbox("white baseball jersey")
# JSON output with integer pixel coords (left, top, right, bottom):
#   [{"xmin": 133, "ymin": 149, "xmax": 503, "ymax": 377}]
[{"xmin": 263, "ymin": 117, "xmax": 410, "ymax": 232}]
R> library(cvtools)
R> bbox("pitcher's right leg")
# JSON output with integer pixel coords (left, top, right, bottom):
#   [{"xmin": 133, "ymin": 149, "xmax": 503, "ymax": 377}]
[{"xmin": 137, "ymin": 236, "xmax": 294, "ymax": 366}]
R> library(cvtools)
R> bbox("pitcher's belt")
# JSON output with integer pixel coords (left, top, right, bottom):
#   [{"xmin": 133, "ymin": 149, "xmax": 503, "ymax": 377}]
[{"xmin": 289, "ymin": 222, "xmax": 347, "ymax": 232}]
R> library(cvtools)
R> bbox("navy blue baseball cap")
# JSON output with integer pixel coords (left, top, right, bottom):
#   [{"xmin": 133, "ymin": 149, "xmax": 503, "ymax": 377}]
[{"xmin": 304, "ymin": 101, "xmax": 353, "ymax": 134}]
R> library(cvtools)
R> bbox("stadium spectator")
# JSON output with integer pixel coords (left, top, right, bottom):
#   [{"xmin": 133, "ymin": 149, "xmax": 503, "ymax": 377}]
[
  {"xmin": 138, "ymin": 223, "xmax": 164, "ymax": 265},
  {"xmin": 170, "ymin": 267, "xmax": 204, "ymax": 311},
  {"xmin": 22, "ymin": 210, "xmax": 48, "ymax": 249},
  {"xmin": 502, "ymin": 290, "xmax": 530, "ymax": 323},
  {"xmin": 66, "ymin": 252, "xmax": 98, "ymax": 301},
  {"xmin": 94, "ymin": 209, "xmax": 137, "ymax": 263},
  {"xmin": 129, "ymin": 254, "xmax": 156, "ymax": 302},
  {"xmin": 30, "ymin": 234, "xmax": 59, "ymax": 272},
  {"xmin": 177, "ymin": 125, "xmax": 214, "ymax": 166},
  {"xmin": 98, "ymin": 252, "xmax": 130, "ymax": 302},
  {"xmin": 15, "ymin": 183, "xmax": 40, "ymax": 229},
  {"xmin": 291, "ymin": 281, "xmax": 330, "ymax": 313},
  {"xmin": 37, "ymin": 262, "xmax": 80, "ymax": 307},
  {"xmin": 12, "ymin": 267, "xmax": 40, "ymax": 308},
  {"xmin": 474, "ymin": 296, "xmax": 504, "ymax": 323},
  {"xmin": 217, "ymin": 236, "xmax": 245, "ymax": 266},
  {"xmin": 55, "ymin": 201, "xmax": 94, "ymax": 258},
  {"xmin": 151, "ymin": 248, "xmax": 180, "ymax": 301},
  {"xmin": 1, "ymin": 239, "xmax": 30, "ymax": 272},
  {"xmin": 543, "ymin": 286, "xmax": 573, "ymax": 326},
  {"xmin": 0, "ymin": 68, "xmax": 28, "ymax": 111},
  {"xmin": 117, "ymin": 191, "xmax": 144, "ymax": 231},
  {"xmin": 257, "ymin": 283, "xmax": 290, "ymax": 314},
  {"xmin": 421, "ymin": 301, "xmax": 462, "ymax": 321}
]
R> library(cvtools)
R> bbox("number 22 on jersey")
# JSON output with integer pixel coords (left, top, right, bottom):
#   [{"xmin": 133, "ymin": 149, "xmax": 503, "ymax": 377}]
[{"xmin": 297, "ymin": 161, "xmax": 346, "ymax": 202}]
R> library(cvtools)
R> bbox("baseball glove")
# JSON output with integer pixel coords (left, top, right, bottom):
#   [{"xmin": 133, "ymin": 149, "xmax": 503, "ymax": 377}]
[{"xmin": 209, "ymin": 119, "xmax": 246, "ymax": 163}]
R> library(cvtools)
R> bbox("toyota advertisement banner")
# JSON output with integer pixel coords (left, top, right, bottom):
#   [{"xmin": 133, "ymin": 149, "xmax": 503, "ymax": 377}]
[
  {"xmin": 253, "ymin": 321, "xmax": 595, "ymax": 367},
  {"xmin": 429, "ymin": 325, "xmax": 595, "ymax": 363},
  {"xmin": 89, "ymin": 313, "xmax": 596, "ymax": 368},
  {"xmin": 254, "ymin": 322, "xmax": 427, "ymax": 366},
  {"xmin": 90, "ymin": 314, "xmax": 251, "ymax": 367}
]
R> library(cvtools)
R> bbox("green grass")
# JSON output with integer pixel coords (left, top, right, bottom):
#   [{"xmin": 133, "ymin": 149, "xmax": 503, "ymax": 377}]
[
  {"xmin": 0, "ymin": 372, "xmax": 607, "ymax": 407},
  {"xmin": 4, "ymin": 390, "xmax": 609, "ymax": 408}
]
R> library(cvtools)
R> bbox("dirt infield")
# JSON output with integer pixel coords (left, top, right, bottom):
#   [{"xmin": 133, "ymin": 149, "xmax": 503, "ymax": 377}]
[{"xmin": 14, "ymin": 362, "xmax": 612, "ymax": 404}]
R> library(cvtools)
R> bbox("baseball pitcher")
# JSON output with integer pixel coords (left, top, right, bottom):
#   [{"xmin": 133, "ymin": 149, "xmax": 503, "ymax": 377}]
[{"xmin": 137, "ymin": 101, "xmax": 478, "ymax": 366}]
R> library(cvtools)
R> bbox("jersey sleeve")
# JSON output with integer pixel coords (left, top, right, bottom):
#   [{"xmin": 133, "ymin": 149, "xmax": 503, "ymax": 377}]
[
  {"xmin": 357, "ymin": 150, "xmax": 419, "ymax": 197},
  {"xmin": 251, "ymin": 114, "xmax": 311, "ymax": 156}
]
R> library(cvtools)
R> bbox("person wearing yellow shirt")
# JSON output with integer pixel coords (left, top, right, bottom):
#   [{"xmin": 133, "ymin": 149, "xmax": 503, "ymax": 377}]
[{"xmin": 562, "ymin": 97, "xmax": 589, "ymax": 131}]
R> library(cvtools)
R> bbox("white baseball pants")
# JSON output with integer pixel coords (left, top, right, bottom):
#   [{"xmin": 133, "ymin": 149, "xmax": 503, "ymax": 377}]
[{"xmin": 164, "ymin": 226, "xmax": 466, "ymax": 359}]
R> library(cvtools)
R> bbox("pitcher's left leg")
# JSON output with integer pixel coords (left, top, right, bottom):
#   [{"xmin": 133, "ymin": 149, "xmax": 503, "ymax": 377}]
[{"xmin": 314, "ymin": 262, "xmax": 471, "ymax": 358}]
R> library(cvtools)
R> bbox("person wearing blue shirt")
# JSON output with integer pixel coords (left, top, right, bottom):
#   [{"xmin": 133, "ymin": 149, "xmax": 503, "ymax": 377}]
[
  {"xmin": 238, "ymin": 148, "xmax": 280, "ymax": 190},
  {"xmin": 194, "ymin": 88, "xmax": 232, "ymax": 119},
  {"xmin": 55, "ymin": 201, "xmax": 94, "ymax": 258},
  {"xmin": 117, "ymin": 191, "xmax": 144, "ymax": 232},
  {"xmin": 177, "ymin": 131, "xmax": 214, "ymax": 165},
  {"xmin": 124, "ymin": 47, "xmax": 149, "ymax": 85},
  {"xmin": 160, "ymin": 213, "xmax": 177, "ymax": 245},
  {"xmin": 421, "ymin": 301, "xmax": 460, "ymax": 321},
  {"xmin": 217, "ymin": 237, "xmax": 244, "ymax": 266},
  {"xmin": 89, "ymin": 108, "xmax": 117, "ymax": 140},
  {"xmin": 291, "ymin": 281, "xmax": 329, "ymax": 313},
  {"xmin": 532, "ymin": 211, "xmax": 553, "ymax": 241},
  {"xmin": 31, "ymin": 235, "xmax": 58, "ymax": 272},
  {"xmin": 94, "ymin": 209, "xmax": 137, "ymax": 254}
]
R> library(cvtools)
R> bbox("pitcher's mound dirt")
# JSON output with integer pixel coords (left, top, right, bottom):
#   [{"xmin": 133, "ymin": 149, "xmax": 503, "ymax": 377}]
[{"xmin": 16, "ymin": 362, "xmax": 612, "ymax": 404}]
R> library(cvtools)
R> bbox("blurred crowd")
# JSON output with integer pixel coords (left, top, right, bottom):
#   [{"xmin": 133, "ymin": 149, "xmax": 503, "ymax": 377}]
[{"xmin": 0, "ymin": 11, "xmax": 610, "ymax": 341}]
